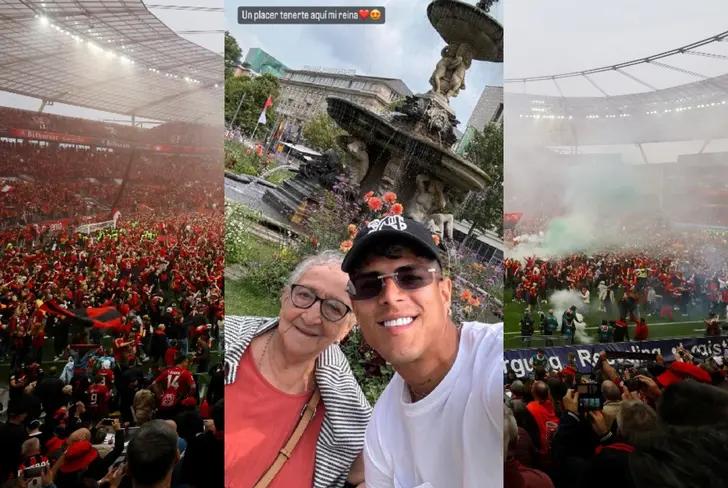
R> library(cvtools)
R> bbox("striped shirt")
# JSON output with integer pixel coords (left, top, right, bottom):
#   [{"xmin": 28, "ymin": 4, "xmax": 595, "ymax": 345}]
[{"xmin": 224, "ymin": 316, "xmax": 372, "ymax": 488}]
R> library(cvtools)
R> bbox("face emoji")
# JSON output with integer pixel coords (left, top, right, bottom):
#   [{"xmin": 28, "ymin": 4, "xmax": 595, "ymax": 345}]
[{"xmin": 370, "ymin": 9, "xmax": 381, "ymax": 21}]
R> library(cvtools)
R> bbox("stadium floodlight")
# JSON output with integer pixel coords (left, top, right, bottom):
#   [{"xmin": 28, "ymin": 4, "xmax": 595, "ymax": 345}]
[
  {"xmin": 120, "ymin": 55, "xmax": 131, "ymax": 65},
  {"xmin": 39, "ymin": 15, "xmax": 49, "ymax": 26}
]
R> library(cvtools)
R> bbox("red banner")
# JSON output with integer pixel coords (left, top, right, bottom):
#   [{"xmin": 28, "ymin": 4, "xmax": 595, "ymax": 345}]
[
  {"xmin": 149, "ymin": 144, "xmax": 211, "ymax": 154},
  {"xmin": 8, "ymin": 128, "xmax": 94, "ymax": 145}
]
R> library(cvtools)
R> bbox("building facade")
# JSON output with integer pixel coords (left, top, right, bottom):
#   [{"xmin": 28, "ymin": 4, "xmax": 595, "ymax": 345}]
[
  {"xmin": 275, "ymin": 69, "xmax": 412, "ymax": 141},
  {"xmin": 467, "ymin": 85, "xmax": 504, "ymax": 130}
]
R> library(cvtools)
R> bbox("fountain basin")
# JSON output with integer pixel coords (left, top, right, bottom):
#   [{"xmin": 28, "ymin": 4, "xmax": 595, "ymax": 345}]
[
  {"xmin": 327, "ymin": 96, "xmax": 489, "ymax": 193},
  {"xmin": 427, "ymin": 0, "xmax": 503, "ymax": 62}
]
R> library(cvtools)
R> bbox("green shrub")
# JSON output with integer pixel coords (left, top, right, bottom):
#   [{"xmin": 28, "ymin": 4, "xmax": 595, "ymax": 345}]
[{"xmin": 224, "ymin": 140, "xmax": 272, "ymax": 176}]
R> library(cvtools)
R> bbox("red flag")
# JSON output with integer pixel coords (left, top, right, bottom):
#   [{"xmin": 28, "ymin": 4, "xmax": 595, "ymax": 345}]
[
  {"xmin": 39, "ymin": 300, "xmax": 122, "ymax": 330},
  {"xmin": 263, "ymin": 96, "xmax": 273, "ymax": 109},
  {"xmin": 39, "ymin": 300, "xmax": 77, "ymax": 320}
]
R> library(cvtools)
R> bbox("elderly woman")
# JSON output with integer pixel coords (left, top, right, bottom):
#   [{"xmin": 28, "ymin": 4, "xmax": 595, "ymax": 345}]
[{"xmin": 224, "ymin": 251, "xmax": 371, "ymax": 488}]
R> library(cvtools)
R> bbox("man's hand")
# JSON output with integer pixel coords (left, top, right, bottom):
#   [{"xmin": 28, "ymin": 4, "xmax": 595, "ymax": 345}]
[
  {"xmin": 588, "ymin": 410, "xmax": 609, "ymax": 437},
  {"xmin": 347, "ymin": 452, "xmax": 365, "ymax": 486},
  {"xmin": 100, "ymin": 464, "xmax": 126, "ymax": 488},
  {"xmin": 636, "ymin": 375, "xmax": 662, "ymax": 401},
  {"xmin": 563, "ymin": 388, "xmax": 579, "ymax": 415},
  {"xmin": 598, "ymin": 353, "xmax": 619, "ymax": 383},
  {"xmin": 41, "ymin": 466, "xmax": 55, "ymax": 487},
  {"xmin": 621, "ymin": 384, "xmax": 641, "ymax": 402}
]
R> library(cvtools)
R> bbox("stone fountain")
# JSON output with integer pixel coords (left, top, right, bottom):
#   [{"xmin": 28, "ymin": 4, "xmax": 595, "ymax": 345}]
[{"xmin": 264, "ymin": 0, "xmax": 502, "ymax": 239}]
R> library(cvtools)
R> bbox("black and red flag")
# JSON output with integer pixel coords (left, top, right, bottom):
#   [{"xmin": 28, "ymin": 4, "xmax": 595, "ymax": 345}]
[{"xmin": 39, "ymin": 300, "xmax": 123, "ymax": 330}]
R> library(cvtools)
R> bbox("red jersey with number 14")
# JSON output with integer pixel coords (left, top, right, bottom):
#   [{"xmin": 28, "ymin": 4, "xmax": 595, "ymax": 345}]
[{"xmin": 154, "ymin": 366, "xmax": 194, "ymax": 409}]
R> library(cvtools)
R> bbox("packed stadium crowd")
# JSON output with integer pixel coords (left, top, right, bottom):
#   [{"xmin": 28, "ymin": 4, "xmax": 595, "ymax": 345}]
[
  {"xmin": 0, "ymin": 352, "xmax": 224, "ymax": 488},
  {"xmin": 506, "ymin": 228, "xmax": 728, "ymax": 342},
  {"xmin": 0, "ymin": 211, "xmax": 224, "ymax": 360},
  {"xmin": 504, "ymin": 347, "xmax": 728, "ymax": 488},
  {"xmin": 0, "ymin": 107, "xmax": 219, "ymax": 148},
  {"xmin": 0, "ymin": 108, "xmax": 225, "ymax": 487},
  {"xmin": 0, "ymin": 141, "xmax": 222, "ymax": 229},
  {"xmin": 0, "ymin": 211, "xmax": 225, "ymax": 487}
]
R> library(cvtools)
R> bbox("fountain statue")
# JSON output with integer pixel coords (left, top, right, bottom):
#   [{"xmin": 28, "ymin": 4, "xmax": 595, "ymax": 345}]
[
  {"xmin": 327, "ymin": 0, "xmax": 502, "ymax": 237},
  {"xmin": 263, "ymin": 0, "xmax": 502, "ymax": 239}
]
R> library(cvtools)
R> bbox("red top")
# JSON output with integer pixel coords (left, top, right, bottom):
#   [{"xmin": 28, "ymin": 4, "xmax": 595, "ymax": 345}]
[
  {"xmin": 153, "ymin": 366, "xmax": 194, "ymax": 409},
  {"xmin": 87, "ymin": 383, "xmax": 110, "ymax": 416},
  {"xmin": 97, "ymin": 368, "xmax": 114, "ymax": 387},
  {"xmin": 527, "ymin": 400, "xmax": 559, "ymax": 455},
  {"xmin": 164, "ymin": 346, "xmax": 178, "ymax": 368},
  {"xmin": 224, "ymin": 350, "xmax": 325, "ymax": 488}
]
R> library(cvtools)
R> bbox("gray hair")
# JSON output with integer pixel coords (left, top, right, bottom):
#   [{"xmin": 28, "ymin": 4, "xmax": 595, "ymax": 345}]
[
  {"xmin": 22, "ymin": 437, "xmax": 40, "ymax": 457},
  {"xmin": 617, "ymin": 399, "xmax": 657, "ymax": 443},
  {"xmin": 601, "ymin": 380, "xmax": 621, "ymax": 402},
  {"xmin": 284, "ymin": 250, "xmax": 345, "ymax": 291},
  {"xmin": 503, "ymin": 405, "xmax": 518, "ymax": 458}
]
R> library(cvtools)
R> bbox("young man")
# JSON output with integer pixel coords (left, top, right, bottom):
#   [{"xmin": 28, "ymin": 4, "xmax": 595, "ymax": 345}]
[
  {"xmin": 341, "ymin": 215, "xmax": 502, "ymax": 488},
  {"xmin": 86, "ymin": 375, "xmax": 111, "ymax": 423},
  {"xmin": 127, "ymin": 420, "xmax": 180, "ymax": 488},
  {"xmin": 151, "ymin": 354, "xmax": 195, "ymax": 419}
]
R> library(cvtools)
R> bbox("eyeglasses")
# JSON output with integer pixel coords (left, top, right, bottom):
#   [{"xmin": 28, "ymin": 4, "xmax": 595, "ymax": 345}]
[
  {"xmin": 346, "ymin": 266, "xmax": 440, "ymax": 301},
  {"xmin": 290, "ymin": 284, "xmax": 352, "ymax": 322}
]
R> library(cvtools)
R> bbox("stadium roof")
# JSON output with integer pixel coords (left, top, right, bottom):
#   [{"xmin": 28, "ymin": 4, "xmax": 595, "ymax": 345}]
[
  {"xmin": 0, "ymin": 0, "xmax": 222, "ymax": 125},
  {"xmin": 508, "ymin": 73, "xmax": 728, "ymax": 116}
]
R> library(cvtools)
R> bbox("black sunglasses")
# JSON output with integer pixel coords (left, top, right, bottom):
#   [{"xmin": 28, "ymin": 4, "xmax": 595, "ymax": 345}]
[
  {"xmin": 290, "ymin": 284, "xmax": 352, "ymax": 322},
  {"xmin": 346, "ymin": 266, "xmax": 440, "ymax": 301}
]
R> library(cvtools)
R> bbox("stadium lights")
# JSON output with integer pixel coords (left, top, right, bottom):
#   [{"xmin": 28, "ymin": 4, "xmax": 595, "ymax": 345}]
[{"xmin": 39, "ymin": 15, "xmax": 49, "ymax": 26}]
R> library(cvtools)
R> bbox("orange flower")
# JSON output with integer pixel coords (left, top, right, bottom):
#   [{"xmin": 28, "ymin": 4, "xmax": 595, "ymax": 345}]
[
  {"xmin": 367, "ymin": 197, "xmax": 383, "ymax": 211},
  {"xmin": 460, "ymin": 289, "xmax": 472, "ymax": 301},
  {"xmin": 390, "ymin": 203, "xmax": 404, "ymax": 215},
  {"xmin": 382, "ymin": 191, "xmax": 397, "ymax": 204},
  {"xmin": 363, "ymin": 191, "xmax": 375, "ymax": 202},
  {"xmin": 468, "ymin": 296, "xmax": 481, "ymax": 307},
  {"xmin": 339, "ymin": 240, "xmax": 353, "ymax": 252},
  {"xmin": 347, "ymin": 224, "xmax": 358, "ymax": 238},
  {"xmin": 432, "ymin": 234, "xmax": 441, "ymax": 246}
]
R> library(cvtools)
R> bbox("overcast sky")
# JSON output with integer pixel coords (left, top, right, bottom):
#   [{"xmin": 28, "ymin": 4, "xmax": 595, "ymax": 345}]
[
  {"xmin": 505, "ymin": 0, "xmax": 728, "ymax": 97},
  {"xmin": 0, "ymin": 0, "xmax": 223, "ymax": 123},
  {"xmin": 227, "ymin": 0, "xmax": 504, "ymax": 126}
]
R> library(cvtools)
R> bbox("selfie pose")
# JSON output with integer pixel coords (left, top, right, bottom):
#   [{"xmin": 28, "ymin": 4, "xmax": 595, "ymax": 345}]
[{"xmin": 341, "ymin": 216, "xmax": 503, "ymax": 488}]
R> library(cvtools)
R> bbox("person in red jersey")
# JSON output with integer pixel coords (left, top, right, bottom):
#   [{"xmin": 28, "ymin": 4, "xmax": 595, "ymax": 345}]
[
  {"xmin": 112, "ymin": 330, "xmax": 135, "ymax": 365},
  {"xmin": 86, "ymin": 375, "xmax": 111, "ymax": 422},
  {"xmin": 151, "ymin": 354, "xmax": 195, "ymax": 419}
]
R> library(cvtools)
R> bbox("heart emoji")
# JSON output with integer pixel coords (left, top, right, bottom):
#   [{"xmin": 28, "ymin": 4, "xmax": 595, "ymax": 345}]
[{"xmin": 358, "ymin": 9, "xmax": 369, "ymax": 19}]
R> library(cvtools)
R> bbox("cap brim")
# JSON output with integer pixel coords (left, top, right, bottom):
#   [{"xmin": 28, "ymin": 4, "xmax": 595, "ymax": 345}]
[{"xmin": 341, "ymin": 229, "xmax": 440, "ymax": 273}]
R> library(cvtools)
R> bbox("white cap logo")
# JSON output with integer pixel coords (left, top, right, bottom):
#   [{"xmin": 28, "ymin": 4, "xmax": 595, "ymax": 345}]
[{"xmin": 367, "ymin": 215, "xmax": 408, "ymax": 233}]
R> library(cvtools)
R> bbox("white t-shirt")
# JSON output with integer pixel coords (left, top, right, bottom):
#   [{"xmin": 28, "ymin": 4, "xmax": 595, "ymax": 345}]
[{"xmin": 363, "ymin": 322, "xmax": 503, "ymax": 488}]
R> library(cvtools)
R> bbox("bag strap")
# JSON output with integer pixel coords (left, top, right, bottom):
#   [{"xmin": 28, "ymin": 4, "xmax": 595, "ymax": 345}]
[{"xmin": 253, "ymin": 385, "xmax": 321, "ymax": 488}]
